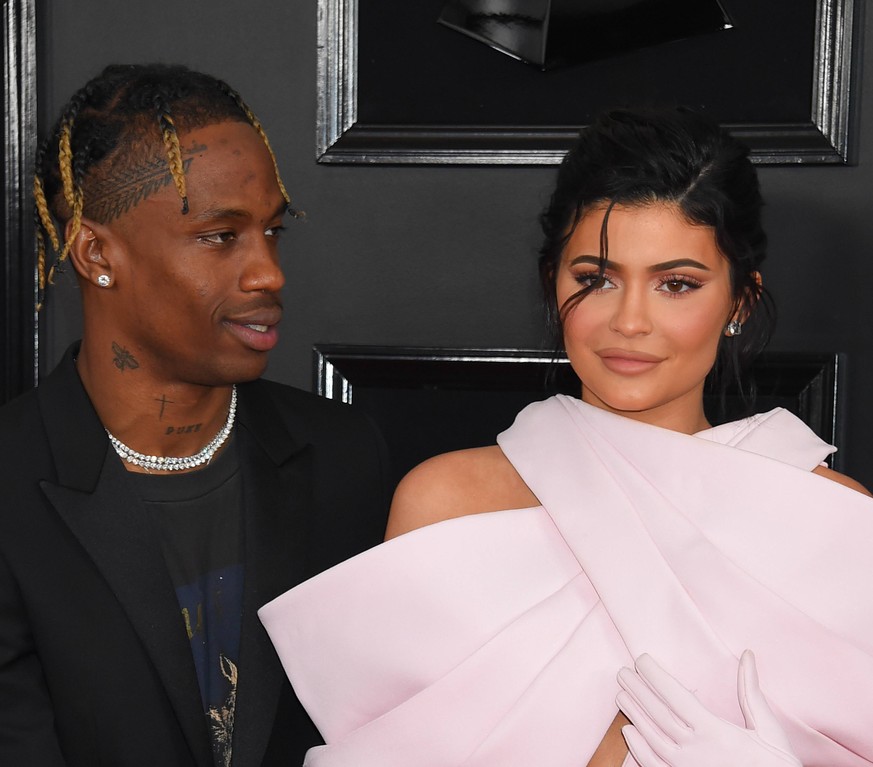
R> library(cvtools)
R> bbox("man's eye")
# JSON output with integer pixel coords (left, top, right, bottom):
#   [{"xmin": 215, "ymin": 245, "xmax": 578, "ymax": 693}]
[
  {"xmin": 199, "ymin": 232, "xmax": 236, "ymax": 245},
  {"xmin": 265, "ymin": 225, "xmax": 286, "ymax": 238}
]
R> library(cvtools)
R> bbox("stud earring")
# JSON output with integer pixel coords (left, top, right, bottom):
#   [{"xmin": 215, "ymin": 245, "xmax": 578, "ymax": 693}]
[
  {"xmin": 97, "ymin": 274, "xmax": 111, "ymax": 288},
  {"xmin": 725, "ymin": 320, "xmax": 743, "ymax": 337}
]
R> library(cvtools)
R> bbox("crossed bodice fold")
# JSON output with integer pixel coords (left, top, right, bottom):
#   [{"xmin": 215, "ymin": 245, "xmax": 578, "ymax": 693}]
[{"xmin": 260, "ymin": 396, "xmax": 873, "ymax": 766}]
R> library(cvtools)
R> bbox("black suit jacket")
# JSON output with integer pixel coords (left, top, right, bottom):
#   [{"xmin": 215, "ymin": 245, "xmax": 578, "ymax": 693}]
[{"xmin": 0, "ymin": 345, "xmax": 391, "ymax": 766}]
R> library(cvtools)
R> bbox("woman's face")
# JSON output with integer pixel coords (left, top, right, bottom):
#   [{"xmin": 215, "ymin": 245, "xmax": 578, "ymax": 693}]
[{"xmin": 555, "ymin": 202, "xmax": 736, "ymax": 433}]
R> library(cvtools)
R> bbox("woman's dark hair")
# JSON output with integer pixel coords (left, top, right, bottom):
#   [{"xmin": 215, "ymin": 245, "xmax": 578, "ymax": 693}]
[
  {"xmin": 538, "ymin": 106, "xmax": 774, "ymax": 402},
  {"xmin": 34, "ymin": 63, "xmax": 291, "ymax": 308}
]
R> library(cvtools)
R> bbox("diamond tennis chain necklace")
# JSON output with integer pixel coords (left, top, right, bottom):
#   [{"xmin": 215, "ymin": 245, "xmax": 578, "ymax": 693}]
[{"xmin": 106, "ymin": 385, "xmax": 237, "ymax": 472}]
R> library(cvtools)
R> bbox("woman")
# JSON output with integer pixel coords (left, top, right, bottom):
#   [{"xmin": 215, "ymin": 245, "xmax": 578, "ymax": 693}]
[{"xmin": 260, "ymin": 109, "xmax": 873, "ymax": 766}]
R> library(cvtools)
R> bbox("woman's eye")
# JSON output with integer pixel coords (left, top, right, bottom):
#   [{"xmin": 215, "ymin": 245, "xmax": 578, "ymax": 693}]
[
  {"xmin": 575, "ymin": 272, "xmax": 614, "ymax": 290},
  {"xmin": 199, "ymin": 231, "xmax": 236, "ymax": 245},
  {"xmin": 663, "ymin": 280, "xmax": 689, "ymax": 293},
  {"xmin": 265, "ymin": 224, "xmax": 286, "ymax": 238},
  {"xmin": 657, "ymin": 277, "xmax": 701, "ymax": 294}
]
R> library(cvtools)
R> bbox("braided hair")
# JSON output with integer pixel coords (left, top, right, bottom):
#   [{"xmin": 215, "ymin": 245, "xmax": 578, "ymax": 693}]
[{"xmin": 34, "ymin": 63, "xmax": 292, "ymax": 308}]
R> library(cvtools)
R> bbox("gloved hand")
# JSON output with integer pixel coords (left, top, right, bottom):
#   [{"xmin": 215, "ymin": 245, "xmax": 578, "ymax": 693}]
[{"xmin": 615, "ymin": 650, "xmax": 802, "ymax": 767}]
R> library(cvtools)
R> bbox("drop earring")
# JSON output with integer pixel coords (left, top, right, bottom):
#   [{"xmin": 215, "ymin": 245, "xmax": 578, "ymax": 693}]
[
  {"xmin": 725, "ymin": 320, "xmax": 742, "ymax": 337},
  {"xmin": 97, "ymin": 274, "xmax": 111, "ymax": 288}
]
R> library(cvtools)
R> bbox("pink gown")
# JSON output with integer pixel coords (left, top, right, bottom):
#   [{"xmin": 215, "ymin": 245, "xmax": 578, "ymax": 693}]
[{"xmin": 259, "ymin": 396, "xmax": 873, "ymax": 766}]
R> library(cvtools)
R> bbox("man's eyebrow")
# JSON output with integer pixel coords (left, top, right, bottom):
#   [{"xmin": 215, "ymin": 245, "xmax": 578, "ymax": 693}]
[
  {"xmin": 192, "ymin": 206, "xmax": 248, "ymax": 222},
  {"xmin": 192, "ymin": 201, "xmax": 289, "ymax": 222}
]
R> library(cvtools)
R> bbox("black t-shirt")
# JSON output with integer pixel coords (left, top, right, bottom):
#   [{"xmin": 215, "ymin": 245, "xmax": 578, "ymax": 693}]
[{"xmin": 132, "ymin": 440, "xmax": 243, "ymax": 767}]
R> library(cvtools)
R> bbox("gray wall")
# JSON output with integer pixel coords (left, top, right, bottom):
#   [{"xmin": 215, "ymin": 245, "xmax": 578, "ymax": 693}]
[{"xmin": 39, "ymin": 1, "xmax": 873, "ymax": 486}]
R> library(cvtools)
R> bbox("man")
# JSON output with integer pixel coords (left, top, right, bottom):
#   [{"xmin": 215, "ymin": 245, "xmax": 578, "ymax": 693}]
[{"xmin": 0, "ymin": 64, "xmax": 390, "ymax": 766}]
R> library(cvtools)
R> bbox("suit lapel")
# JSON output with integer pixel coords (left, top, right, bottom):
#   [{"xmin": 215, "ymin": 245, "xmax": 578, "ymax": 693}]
[
  {"xmin": 229, "ymin": 383, "xmax": 312, "ymax": 767},
  {"xmin": 37, "ymin": 349, "xmax": 213, "ymax": 767},
  {"xmin": 38, "ymin": 353, "xmax": 313, "ymax": 767}
]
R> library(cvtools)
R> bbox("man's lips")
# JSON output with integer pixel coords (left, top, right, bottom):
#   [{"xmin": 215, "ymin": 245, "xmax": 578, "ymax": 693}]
[
  {"xmin": 597, "ymin": 348, "xmax": 664, "ymax": 374},
  {"xmin": 224, "ymin": 307, "xmax": 282, "ymax": 352}
]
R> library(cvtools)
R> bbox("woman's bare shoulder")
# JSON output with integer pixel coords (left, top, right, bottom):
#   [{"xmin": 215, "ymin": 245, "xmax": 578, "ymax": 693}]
[
  {"xmin": 812, "ymin": 465, "xmax": 873, "ymax": 497},
  {"xmin": 384, "ymin": 446, "xmax": 540, "ymax": 540}
]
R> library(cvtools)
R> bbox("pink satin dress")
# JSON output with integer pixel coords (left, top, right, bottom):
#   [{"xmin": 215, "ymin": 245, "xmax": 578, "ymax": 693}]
[{"xmin": 260, "ymin": 396, "xmax": 873, "ymax": 767}]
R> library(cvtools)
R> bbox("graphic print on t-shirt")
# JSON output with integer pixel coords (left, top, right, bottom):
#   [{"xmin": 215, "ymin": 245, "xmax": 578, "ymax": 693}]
[
  {"xmin": 133, "ymin": 442, "xmax": 244, "ymax": 767},
  {"xmin": 177, "ymin": 563, "xmax": 244, "ymax": 767}
]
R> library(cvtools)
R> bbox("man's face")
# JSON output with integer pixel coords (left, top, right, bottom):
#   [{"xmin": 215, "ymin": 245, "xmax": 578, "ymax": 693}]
[{"xmin": 99, "ymin": 120, "xmax": 288, "ymax": 387}]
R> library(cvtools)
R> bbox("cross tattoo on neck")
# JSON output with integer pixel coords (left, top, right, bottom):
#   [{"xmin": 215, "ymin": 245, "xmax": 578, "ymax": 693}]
[{"xmin": 155, "ymin": 394, "xmax": 174, "ymax": 420}]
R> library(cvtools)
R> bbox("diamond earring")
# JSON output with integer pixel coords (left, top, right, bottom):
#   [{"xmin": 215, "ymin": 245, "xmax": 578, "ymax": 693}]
[
  {"xmin": 97, "ymin": 274, "xmax": 111, "ymax": 288},
  {"xmin": 725, "ymin": 320, "xmax": 742, "ymax": 337}
]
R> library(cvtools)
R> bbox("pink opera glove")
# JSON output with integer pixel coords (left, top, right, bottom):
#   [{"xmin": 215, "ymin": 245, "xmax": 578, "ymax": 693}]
[{"xmin": 615, "ymin": 650, "xmax": 802, "ymax": 767}]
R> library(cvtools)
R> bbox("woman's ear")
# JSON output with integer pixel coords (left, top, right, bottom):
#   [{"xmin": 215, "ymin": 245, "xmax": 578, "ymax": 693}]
[
  {"xmin": 739, "ymin": 271, "xmax": 763, "ymax": 322},
  {"xmin": 729, "ymin": 271, "xmax": 763, "ymax": 325},
  {"xmin": 66, "ymin": 218, "xmax": 113, "ymax": 288},
  {"xmin": 724, "ymin": 272, "xmax": 762, "ymax": 337}
]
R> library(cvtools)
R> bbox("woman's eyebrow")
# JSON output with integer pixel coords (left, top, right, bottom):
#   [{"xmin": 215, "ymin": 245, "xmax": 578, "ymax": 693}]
[
  {"xmin": 567, "ymin": 256, "xmax": 712, "ymax": 271},
  {"xmin": 649, "ymin": 258, "xmax": 711, "ymax": 271},
  {"xmin": 569, "ymin": 255, "xmax": 610, "ymax": 267}
]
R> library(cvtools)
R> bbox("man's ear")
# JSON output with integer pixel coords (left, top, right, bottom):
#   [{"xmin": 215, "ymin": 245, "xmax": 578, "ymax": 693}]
[{"xmin": 66, "ymin": 218, "xmax": 112, "ymax": 287}]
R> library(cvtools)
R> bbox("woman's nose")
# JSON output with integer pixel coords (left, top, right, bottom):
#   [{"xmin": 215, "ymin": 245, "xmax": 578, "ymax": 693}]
[{"xmin": 609, "ymin": 287, "xmax": 652, "ymax": 337}]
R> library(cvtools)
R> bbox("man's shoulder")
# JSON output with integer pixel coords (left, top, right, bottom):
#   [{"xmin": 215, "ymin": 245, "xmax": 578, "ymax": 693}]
[
  {"xmin": 0, "ymin": 387, "xmax": 54, "ymax": 490},
  {"xmin": 246, "ymin": 377, "xmax": 334, "ymax": 406},
  {"xmin": 244, "ymin": 379, "xmax": 392, "ymax": 548},
  {"xmin": 240, "ymin": 378, "xmax": 378, "ymax": 437},
  {"xmin": 0, "ymin": 343, "xmax": 80, "ymax": 444},
  {"xmin": 244, "ymin": 377, "xmax": 355, "ymax": 414},
  {"xmin": 0, "ymin": 386, "xmax": 42, "ymax": 440}
]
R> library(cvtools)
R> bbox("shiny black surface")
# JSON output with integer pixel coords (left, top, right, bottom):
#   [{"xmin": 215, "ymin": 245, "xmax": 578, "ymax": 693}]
[{"xmin": 437, "ymin": 0, "xmax": 731, "ymax": 70}]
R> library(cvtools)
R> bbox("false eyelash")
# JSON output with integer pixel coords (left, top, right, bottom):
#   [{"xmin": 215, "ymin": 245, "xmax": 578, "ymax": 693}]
[
  {"xmin": 657, "ymin": 273, "xmax": 704, "ymax": 293},
  {"xmin": 573, "ymin": 270, "xmax": 614, "ymax": 290}
]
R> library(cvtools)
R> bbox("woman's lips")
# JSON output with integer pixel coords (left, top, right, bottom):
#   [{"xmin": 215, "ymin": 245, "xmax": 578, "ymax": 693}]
[{"xmin": 597, "ymin": 349, "xmax": 663, "ymax": 375}]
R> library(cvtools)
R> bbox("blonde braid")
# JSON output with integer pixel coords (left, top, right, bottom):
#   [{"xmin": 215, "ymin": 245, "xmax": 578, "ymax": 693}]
[
  {"xmin": 57, "ymin": 120, "xmax": 77, "ymax": 212},
  {"xmin": 59, "ymin": 186, "xmax": 84, "ymax": 267},
  {"xmin": 159, "ymin": 112, "xmax": 189, "ymax": 214},
  {"xmin": 33, "ymin": 174, "xmax": 60, "ymax": 253},
  {"xmin": 218, "ymin": 82, "xmax": 292, "ymax": 209},
  {"xmin": 244, "ymin": 108, "xmax": 291, "ymax": 208},
  {"xmin": 33, "ymin": 173, "xmax": 60, "ymax": 293},
  {"xmin": 35, "ymin": 82, "xmax": 94, "ymax": 307},
  {"xmin": 35, "ymin": 230, "xmax": 47, "ymax": 300},
  {"xmin": 55, "ymin": 119, "xmax": 85, "ymax": 268}
]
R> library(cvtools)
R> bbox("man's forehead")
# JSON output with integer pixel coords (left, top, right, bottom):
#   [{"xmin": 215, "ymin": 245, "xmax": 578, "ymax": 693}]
[{"xmin": 178, "ymin": 119, "xmax": 259, "ymax": 147}]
